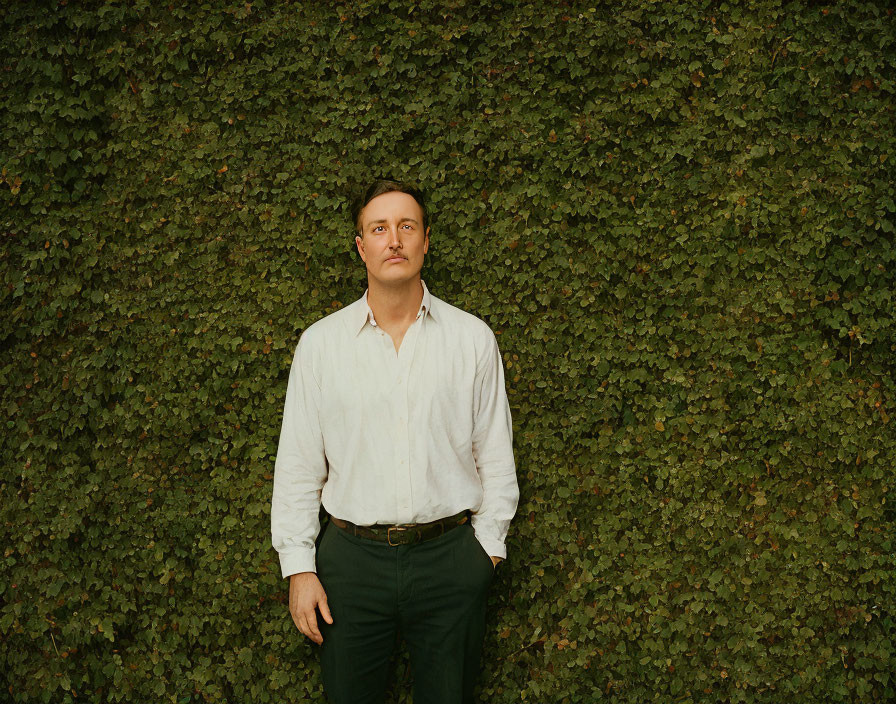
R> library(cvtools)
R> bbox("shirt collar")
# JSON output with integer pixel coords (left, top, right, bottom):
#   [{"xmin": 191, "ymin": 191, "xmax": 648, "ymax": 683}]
[{"xmin": 354, "ymin": 278, "xmax": 435, "ymax": 336}]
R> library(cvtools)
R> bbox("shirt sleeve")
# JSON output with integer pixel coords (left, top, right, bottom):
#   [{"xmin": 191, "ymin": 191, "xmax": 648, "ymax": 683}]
[
  {"xmin": 469, "ymin": 328, "xmax": 520, "ymax": 561},
  {"xmin": 270, "ymin": 330, "xmax": 328, "ymax": 578}
]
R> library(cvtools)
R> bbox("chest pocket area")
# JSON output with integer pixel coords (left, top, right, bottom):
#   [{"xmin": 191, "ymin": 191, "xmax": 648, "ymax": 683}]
[{"xmin": 416, "ymin": 346, "xmax": 476, "ymax": 434}]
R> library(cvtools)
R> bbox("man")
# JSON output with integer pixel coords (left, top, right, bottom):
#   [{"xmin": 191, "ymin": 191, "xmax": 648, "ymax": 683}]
[{"xmin": 270, "ymin": 178, "xmax": 519, "ymax": 704}]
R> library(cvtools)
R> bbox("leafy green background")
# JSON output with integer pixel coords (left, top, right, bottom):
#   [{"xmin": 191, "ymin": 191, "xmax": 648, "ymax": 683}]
[{"xmin": 2, "ymin": 0, "xmax": 894, "ymax": 702}]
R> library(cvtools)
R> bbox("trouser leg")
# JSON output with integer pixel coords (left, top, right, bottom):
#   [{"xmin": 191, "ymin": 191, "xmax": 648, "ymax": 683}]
[
  {"xmin": 399, "ymin": 522, "xmax": 494, "ymax": 704},
  {"xmin": 316, "ymin": 521, "xmax": 398, "ymax": 704}
]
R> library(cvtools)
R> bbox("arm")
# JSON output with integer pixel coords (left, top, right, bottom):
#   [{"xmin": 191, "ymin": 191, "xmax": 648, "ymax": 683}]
[
  {"xmin": 470, "ymin": 328, "xmax": 520, "ymax": 564},
  {"xmin": 271, "ymin": 331, "xmax": 333, "ymax": 642}
]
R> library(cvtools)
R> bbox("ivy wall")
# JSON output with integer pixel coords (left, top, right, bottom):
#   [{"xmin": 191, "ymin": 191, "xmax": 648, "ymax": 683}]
[{"xmin": 2, "ymin": 1, "xmax": 895, "ymax": 702}]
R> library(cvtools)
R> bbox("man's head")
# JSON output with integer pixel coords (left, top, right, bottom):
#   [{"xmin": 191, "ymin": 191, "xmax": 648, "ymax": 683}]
[
  {"xmin": 351, "ymin": 179, "xmax": 431, "ymax": 289},
  {"xmin": 351, "ymin": 180, "xmax": 429, "ymax": 238}
]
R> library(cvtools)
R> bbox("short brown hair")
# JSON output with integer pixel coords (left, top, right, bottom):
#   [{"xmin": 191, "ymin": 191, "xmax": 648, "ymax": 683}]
[{"xmin": 350, "ymin": 179, "xmax": 429, "ymax": 237}]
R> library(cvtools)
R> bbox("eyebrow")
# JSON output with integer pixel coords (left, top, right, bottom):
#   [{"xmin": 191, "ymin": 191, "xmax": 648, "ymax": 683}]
[{"xmin": 366, "ymin": 217, "xmax": 419, "ymax": 228}]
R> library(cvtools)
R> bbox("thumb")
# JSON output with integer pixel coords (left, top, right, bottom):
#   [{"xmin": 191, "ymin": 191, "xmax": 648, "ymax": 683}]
[{"xmin": 319, "ymin": 596, "xmax": 334, "ymax": 624}]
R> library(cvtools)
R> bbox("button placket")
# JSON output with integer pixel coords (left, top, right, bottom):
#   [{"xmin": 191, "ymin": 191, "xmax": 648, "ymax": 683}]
[
  {"xmin": 396, "ymin": 375, "xmax": 411, "ymax": 518},
  {"xmin": 394, "ymin": 318, "xmax": 421, "ymax": 521}
]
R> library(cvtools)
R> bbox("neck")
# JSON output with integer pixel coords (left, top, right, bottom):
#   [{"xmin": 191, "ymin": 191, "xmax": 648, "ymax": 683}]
[{"xmin": 366, "ymin": 276, "xmax": 423, "ymax": 327}]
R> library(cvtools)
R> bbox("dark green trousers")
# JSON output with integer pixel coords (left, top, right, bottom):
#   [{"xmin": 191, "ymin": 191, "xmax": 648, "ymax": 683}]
[{"xmin": 316, "ymin": 517, "xmax": 495, "ymax": 704}]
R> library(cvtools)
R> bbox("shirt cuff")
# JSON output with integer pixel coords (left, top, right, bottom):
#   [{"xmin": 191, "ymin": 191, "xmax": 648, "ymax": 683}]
[
  {"xmin": 279, "ymin": 548, "xmax": 317, "ymax": 578},
  {"xmin": 472, "ymin": 533, "xmax": 507, "ymax": 561}
]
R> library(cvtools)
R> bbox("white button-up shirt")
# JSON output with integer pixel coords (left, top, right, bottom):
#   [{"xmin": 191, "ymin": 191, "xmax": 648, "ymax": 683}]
[{"xmin": 271, "ymin": 278, "xmax": 520, "ymax": 578}]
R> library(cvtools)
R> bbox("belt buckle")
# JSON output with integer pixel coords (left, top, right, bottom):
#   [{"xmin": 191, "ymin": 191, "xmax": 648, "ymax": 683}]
[{"xmin": 387, "ymin": 524, "xmax": 416, "ymax": 546}]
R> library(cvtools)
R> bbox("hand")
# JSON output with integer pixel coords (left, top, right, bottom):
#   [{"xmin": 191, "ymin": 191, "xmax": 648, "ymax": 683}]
[{"xmin": 289, "ymin": 572, "xmax": 333, "ymax": 645}]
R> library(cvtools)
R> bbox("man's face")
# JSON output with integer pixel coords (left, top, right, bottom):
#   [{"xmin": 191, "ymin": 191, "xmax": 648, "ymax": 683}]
[{"xmin": 355, "ymin": 191, "xmax": 430, "ymax": 288}]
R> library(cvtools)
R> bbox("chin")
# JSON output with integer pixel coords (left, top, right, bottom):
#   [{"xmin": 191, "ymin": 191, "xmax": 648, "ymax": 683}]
[{"xmin": 377, "ymin": 270, "xmax": 418, "ymax": 284}]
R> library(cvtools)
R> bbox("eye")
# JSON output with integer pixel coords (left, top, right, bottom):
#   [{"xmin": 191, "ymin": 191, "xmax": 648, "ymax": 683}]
[{"xmin": 371, "ymin": 224, "xmax": 413, "ymax": 232}]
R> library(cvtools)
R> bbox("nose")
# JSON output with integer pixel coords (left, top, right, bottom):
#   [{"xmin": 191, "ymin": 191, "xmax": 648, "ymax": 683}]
[{"xmin": 387, "ymin": 226, "xmax": 402, "ymax": 249}]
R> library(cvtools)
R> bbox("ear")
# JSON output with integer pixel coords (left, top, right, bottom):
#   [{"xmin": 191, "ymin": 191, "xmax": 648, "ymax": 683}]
[
  {"xmin": 423, "ymin": 227, "xmax": 430, "ymax": 255},
  {"xmin": 355, "ymin": 233, "xmax": 367, "ymax": 263}
]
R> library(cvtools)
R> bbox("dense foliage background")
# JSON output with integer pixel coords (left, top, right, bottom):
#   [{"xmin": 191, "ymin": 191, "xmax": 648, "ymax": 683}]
[{"xmin": 2, "ymin": 0, "xmax": 895, "ymax": 702}]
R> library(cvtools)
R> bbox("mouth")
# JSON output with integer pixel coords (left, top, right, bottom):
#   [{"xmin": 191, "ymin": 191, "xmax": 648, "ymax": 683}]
[{"xmin": 386, "ymin": 256, "xmax": 407, "ymax": 263}]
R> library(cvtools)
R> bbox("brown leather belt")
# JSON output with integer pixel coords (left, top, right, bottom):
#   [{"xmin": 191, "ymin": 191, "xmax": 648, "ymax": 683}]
[{"xmin": 329, "ymin": 510, "xmax": 470, "ymax": 546}]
